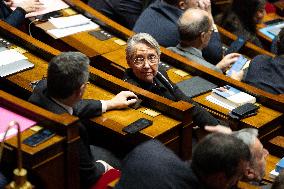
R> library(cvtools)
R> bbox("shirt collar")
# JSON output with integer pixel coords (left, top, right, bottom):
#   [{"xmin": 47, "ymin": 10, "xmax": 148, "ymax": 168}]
[
  {"xmin": 51, "ymin": 97, "xmax": 73, "ymax": 115},
  {"xmin": 177, "ymin": 44, "xmax": 203, "ymax": 58}
]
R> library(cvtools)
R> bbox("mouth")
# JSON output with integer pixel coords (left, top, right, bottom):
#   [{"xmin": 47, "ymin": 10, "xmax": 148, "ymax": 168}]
[{"xmin": 143, "ymin": 72, "xmax": 153, "ymax": 76}]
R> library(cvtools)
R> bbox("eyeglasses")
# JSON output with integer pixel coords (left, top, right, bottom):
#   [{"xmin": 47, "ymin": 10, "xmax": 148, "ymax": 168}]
[
  {"xmin": 133, "ymin": 54, "xmax": 159, "ymax": 66},
  {"xmin": 208, "ymin": 28, "xmax": 214, "ymax": 33}
]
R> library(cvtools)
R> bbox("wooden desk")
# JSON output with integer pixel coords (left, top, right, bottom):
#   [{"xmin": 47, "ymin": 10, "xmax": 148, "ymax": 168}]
[
  {"xmin": 97, "ymin": 47, "xmax": 283, "ymax": 140},
  {"xmin": 0, "ymin": 90, "xmax": 80, "ymax": 189},
  {"xmin": 0, "ymin": 20, "xmax": 195, "ymax": 160},
  {"xmin": 32, "ymin": 4, "xmax": 129, "ymax": 59}
]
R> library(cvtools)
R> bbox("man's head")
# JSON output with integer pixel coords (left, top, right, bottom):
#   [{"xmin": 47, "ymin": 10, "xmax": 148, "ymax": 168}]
[
  {"xmin": 232, "ymin": 128, "xmax": 269, "ymax": 182},
  {"xmin": 47, "ymin": 52, "xmax": 89, "ymax": 103},
  {"xmin": 191, "ymin": 132, "xmax": 251, "ymax": 189},
  {"xmin": 178, "ymin": 8, "xmax": 213, "ymax": 49},
  {"xmin": 126, "ymin": 33, "xmax": 160, "ymax": 83}
]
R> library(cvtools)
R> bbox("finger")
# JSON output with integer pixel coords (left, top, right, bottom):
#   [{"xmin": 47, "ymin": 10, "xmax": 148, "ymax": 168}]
[
  {"xmin": 204, "ymin": 125, "xmax": 216, "ymax": 132},
  {"xmin": 121, "ymin": 91, "xmax": 137, "ymax": 98},
  {"xmin": 126, "ymin": 98, "xmax": 137, "ymax": 105}
]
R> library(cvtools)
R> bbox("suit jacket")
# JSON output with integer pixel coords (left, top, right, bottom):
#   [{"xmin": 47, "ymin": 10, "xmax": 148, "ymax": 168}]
[
  {"xmin": 123, "ymin": 68, "xmax": 219, "ymax": 128},
  {"xmin": 133, "ymin": 0, "xmax": 223, "ymax": 64},
  {"xmin": 243, "ymin": 55, "xmax": 284, "ymax": 94},
  {"xmin": 28, "ymin": 80, "xmax": 105, "ymax": 189},
  {"xmin": 168, "ymin": 45, "xmax": 223, "ymax": 73},
  {"xmin": 0, "ymin": 0, "xmax": 26, "ymax": 27},
  {"xmin": 115, "ymin": 140, "xmax": 207, "ymax": 189},
  {"xmin": 88, "ymin": 0, "xmax": 155, "ymax": 29}
]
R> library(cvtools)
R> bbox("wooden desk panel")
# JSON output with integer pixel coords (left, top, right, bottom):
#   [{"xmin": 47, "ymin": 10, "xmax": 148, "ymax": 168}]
[
  {"xmin": 0, "ymin": 19, "xmax": 194, "ymax": 159},
  {"xmin": 99, "ymin": 47, "xmax": 283, "ymax": 139},
  {"xmin": 0, "ymin": 90, "xmax": 80, "ymax": 189}
]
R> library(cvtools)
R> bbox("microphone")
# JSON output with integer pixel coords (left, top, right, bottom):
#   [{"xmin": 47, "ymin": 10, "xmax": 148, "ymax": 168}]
[{"xmin": 5, "ymin": 121, "xmax": 34, "ymax": 189}]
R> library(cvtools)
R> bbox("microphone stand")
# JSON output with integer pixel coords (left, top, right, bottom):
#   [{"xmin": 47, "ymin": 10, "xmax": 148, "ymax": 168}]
[{"xmin": 5, "ymin": 121, "xmax": 34, "ymax": 189}]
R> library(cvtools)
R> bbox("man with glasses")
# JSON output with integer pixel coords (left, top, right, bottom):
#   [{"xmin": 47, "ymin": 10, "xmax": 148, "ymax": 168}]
[
  {"xmin": 168, "ymin": 8, "xmax": 241, "ymax": 76},
  {"xmin": 124, "ymin": 33, "xmax": 231, "ymax": 132},
  {"xmin": 232, "ymin": 128, "xmax": 269, "ymax": 187}
]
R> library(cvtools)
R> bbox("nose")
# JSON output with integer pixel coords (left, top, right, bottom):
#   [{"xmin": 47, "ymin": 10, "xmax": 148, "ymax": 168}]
[{"xmin": 143, "ymin": 60, "xmax": 151, "ymax": 68}]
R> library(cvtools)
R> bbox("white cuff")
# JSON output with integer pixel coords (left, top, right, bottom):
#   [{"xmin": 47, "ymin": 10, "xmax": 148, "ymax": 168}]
[
  {"xmin": 96, "ymin": 160, "xmax": 113, "ymax": 173},
  {"xmin": 100, "ymin": 100, "xmax": 107, "ymax": 113}
]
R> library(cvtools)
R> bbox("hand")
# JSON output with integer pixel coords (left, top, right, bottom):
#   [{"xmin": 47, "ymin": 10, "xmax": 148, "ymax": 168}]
[
  {"xmin": 216, "ymin": 53, "xmax": 240, "ymax": 72},
  {"xmin": 15, "ymin": 0, "xmax": 44, "ymax": 13},
  {"xmin": 230, "ymin": 70, "xmax": 244, "ymax": 81},
  {"xmin": 198, "ymin": 0, "xmax": 211, "ymax": 13},
  {"xmin": 105, "ymin": 91, "xmax": 137, "ymax": 110},
  {"xmin": 205, "ymin": 125, "xmax": 232, "ymax": 134}
]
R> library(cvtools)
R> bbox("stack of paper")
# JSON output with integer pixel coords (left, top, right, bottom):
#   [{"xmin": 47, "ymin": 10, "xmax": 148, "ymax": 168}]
[
  {"xmin": 0, "ymin": 49, "xmax": 34, "ymax": 77},
  {"xmin": 47, "ymin": 14, "xmax": 99, "ymax": 39},
  {"xmin": 49, "ymin": 14, "xmax": 91, "ymax": 29}
]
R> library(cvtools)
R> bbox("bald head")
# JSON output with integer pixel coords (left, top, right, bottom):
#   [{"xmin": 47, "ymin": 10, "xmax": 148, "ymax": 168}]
[{"xmin": 178, "ymin": 8, "xmax": 212, "ymax": 43}]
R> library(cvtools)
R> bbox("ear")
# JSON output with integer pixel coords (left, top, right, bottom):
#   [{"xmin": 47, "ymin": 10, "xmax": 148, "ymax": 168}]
[
  {"xmin": 178, "ymin": 0, "xmax": 186, "ymax": 10},
  {"xmin": 200, "ymin": 31, "xmax": 207, "ymax": 44},
  {"xmin": 75, "ymin": 84, "xmax": 85, "ymax": 98}
]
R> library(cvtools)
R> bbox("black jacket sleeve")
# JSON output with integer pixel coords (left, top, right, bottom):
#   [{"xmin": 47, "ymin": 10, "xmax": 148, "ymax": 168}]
[{"xmin": 0, "ymin": 1, "xmax": 26, "ymax": 28}]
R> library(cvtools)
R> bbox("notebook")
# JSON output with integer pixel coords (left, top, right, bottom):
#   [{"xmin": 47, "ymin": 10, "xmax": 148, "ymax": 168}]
[
  {"xmin": 176, "ymin": 76, "xmax": 217, "ymax": 98},
  {"xmin": 0, "ymin": 49, "xmax": 34, "ymax": 77},
  {"xmin": 0, "ymin": 106, "xmax": 36, "ymax": 141}
]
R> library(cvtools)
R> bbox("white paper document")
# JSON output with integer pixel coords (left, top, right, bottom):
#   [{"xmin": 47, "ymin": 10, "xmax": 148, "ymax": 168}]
[
  {"xmin": 49, "ymin": 14, "xmax": 91, "ymax": 29},
  {"xmin": 47, "ymin": 22, "xmax": 99, "ymax": 39},
  {"xmin": 206, "ymin": 95, "xmax": 235, "ymax": 110},
  {"xmin": 11, "ymin": 0, "xmax": 69, "ymax": 18},
  {"xmin": 0, "ymin": 49, "xmax": 27, "ymax": 66}
]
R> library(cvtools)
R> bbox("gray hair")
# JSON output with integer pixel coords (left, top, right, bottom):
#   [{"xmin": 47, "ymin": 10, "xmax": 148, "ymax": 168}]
[
  {"xmin": 126, "ymin": 33, "xmax": 161, "ymax": 64},
  {"xmin": 47, "ymin": 51, "xmax": 90, "ymax": 99},
  {"xmin": 232, "ymin": 128, "xmax": 258, "ymax": 165},
  {"xmin": 178, "ymin": 8, "xmax": 211, "ymax": 42}
]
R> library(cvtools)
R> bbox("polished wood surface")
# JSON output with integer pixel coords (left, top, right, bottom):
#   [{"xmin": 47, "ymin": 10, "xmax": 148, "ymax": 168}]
[
  {"xmin": 0, "ymin": 90, "xmax": 80, "ymax": 189},
  {"xmin": 0, "ymin": 20, "xmax": 195, "ymax": 159}
]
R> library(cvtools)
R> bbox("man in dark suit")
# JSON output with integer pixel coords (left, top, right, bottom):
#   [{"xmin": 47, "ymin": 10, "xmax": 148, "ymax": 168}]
[
  {"xmin": 235, "ymin": 28, "xmax": 284, "ymax": 94},
  {"xmin": 115, "ymin": 133, "xmax": 251, "ymax": 189},
  {"xmin": 29, "ymin": 51, "xmax": 138, "ymax": 189},
  {"xmin": 124, "ymin": 33, "xmax": 231, "ymax": 133},
  {"xmin": 87, "ymin": 0, "xmax": 155, "ymax": 29},
  {"xmin": 133, "ymin": 0, "xmax": 223, "ymax": 64},
  {"xmin": 0, "ymin": 0, "xmax": 43, "ymax": 27}
]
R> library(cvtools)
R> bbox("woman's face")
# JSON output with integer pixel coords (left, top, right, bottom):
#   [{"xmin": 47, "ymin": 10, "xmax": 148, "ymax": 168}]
[{"xmin": 254, "ymin": 7, "xmax": 266, "ymax": 24}]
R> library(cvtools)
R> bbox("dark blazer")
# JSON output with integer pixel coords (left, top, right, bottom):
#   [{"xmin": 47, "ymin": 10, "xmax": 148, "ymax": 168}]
[
  {"xmin": 88, "ymin": 0, "xmax": 155, "ymax": 29},
  {"xmin": 115, "ymin": 140, "xmax": 206, "ymax": 189},
  {"xmin": 243, "ymin": 55, "xmax": 284, "ymax": 94},
  {"xmin": 133, "ymin": 0, "xmax": 223, "ymax": 64},
  {"xmin": 0, "ymin": 0, "xmax": 26, "ymax": 27},
  {"xmin": 123, "ymin": 68, "xmax": 219, "ymax": 128},
  {"xmin": 28, "ymin": 80, "xmax": 105, "ymax": 189}
]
